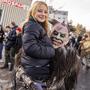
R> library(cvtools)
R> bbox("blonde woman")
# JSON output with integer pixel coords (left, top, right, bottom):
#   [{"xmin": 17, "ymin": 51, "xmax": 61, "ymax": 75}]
[{"xmin": 16, "ymin": 1, "xmax": 55, "ymax": 90}]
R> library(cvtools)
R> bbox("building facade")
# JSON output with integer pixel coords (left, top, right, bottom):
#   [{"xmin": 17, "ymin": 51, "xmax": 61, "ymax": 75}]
[
  {"xmin": 0, "ymin": 0, "xmax": 32, "ymax": 27},
  {"xmin": 49, "ymin": 6, "xmax": 68, "ymax": 25}
]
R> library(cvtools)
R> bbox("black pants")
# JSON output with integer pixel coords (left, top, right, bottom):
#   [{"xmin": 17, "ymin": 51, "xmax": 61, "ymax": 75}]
[
  {"xmin": 4, "ymin": 47, "xmax": 19, "ymax": 69},
  {"xmin": 4, "ymin": 47, "xmax": 10, "ymax": 66}
]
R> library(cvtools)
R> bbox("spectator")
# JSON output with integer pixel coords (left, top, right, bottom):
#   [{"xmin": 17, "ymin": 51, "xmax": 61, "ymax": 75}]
[
  {"xmin": 0, "ymin": 22, "xmax": 18, "ymax": 70},
  {"xmin": 0, "ymin": 24, "xmax": 4, "ymax": 62}
]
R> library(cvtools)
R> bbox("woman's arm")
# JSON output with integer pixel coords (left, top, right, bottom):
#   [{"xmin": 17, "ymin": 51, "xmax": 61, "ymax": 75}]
[{"xmin": 22, "ymin": 23, "xmax": 55, "ymax": 59}]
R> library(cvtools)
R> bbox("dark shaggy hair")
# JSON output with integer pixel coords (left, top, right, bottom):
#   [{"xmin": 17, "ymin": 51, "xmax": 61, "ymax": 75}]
[
  {"xmin": 48, "ymin": 46, "xmax": 80, "ymax": 90},
  {"xmin": 15, "ymin": 46, "xmax": 80, "ymax": 90}
]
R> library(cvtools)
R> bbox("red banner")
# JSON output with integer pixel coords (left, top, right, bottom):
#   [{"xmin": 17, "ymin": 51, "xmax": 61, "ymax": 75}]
[{"xmin": 0, "ymin": 0, "xmax": 29, "ymax": 10}]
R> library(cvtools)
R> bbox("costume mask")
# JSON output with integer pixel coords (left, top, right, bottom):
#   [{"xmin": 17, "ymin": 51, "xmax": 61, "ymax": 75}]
[{"xmin": 49, "ymin": 19, "xmax": 69, "ymax": 48}]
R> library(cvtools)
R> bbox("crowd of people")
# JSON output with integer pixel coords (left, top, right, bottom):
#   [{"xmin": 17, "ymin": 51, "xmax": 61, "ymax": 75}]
[
  {"xmin": 0, "ymin": 1, "xmax": 89, "ymax": 90},
  {"xmin": 0, "ymin": 22, "xmax": 22, "ymax": 71}
]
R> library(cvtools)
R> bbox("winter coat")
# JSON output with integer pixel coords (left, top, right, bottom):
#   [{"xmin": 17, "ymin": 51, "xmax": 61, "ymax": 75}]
[
  {"xmin": 5, "ymin": 26, "xmax": 18, "ymax": 49},
  {"xmin": 0, "ymin": 27, "xmax": 4, "ymax": 43},
  {"xmin": 21, "ymin": 18, "xmax": 55, "ymax": 81},
  {"xmin": 14, "ymin": 33, "xmax": 22, "ymax": 53}
]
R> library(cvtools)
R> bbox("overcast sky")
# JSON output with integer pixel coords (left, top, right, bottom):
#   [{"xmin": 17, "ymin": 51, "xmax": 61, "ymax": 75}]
[{"xmin": 32, "ymin": 0, "xmax": 90, "ymax": 31}]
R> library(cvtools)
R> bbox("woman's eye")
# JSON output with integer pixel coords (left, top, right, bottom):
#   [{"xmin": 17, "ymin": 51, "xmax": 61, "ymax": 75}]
[
  {"xmin": 60, "ymin": 34, "xmax": 66, "ymax": 38},
  {"xmin": 38, "ymin": 10, "xmax": 48, "ymax": 14},
  {"xmin": 38, "ymin": 10, "xmax": 43, "ymax": 12},
  {"xmin": 53, "ymin": 31, "xmax": 58, "ymax": 35},
  {"xmin": 44, "ymin": 11, "xmax": 48, "ymax": 14}
]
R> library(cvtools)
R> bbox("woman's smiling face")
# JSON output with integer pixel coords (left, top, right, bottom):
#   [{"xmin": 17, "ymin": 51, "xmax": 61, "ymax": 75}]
[{"xmin": 34, "ymin": 4, "xmax": 48, "ymax": 23}]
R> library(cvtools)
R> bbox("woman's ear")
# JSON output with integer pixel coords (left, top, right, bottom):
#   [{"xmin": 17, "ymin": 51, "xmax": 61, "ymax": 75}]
[{"xmin": 48, "ymin": 18, "xmax": 59, "ymax": 26}]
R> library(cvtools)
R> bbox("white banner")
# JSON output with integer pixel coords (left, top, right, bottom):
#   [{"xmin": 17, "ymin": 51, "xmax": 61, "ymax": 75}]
[{"xmin": 0, "ymin": 0, "xmax": 30, "ymax": 10}]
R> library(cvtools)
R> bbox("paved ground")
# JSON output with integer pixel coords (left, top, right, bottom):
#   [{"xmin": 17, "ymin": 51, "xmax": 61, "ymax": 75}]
[
  {"xmin": 75, "ymin": 64, "xmax": 90, "ymax": 90},
  {"xmin": 0, "ymin": 62, "xmax": 14, "ymax": 90}
]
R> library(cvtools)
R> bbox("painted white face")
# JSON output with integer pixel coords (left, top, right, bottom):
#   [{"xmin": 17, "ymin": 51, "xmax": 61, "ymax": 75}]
[
  {"xmin": 34, "ymin": 4, "xmax": 48, "ymax": 23},
  {"xmin": 51, "ymin": 23, "xmax": 69, "ymax": 48}
]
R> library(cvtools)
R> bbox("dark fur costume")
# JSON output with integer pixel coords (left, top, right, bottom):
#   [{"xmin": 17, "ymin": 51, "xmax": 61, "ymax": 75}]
[
  {"xmin": 48, "ymin": 46, "xmax": 80, "ymax": 90},
  {"xmin": 15, "ymin": 46, "xmax": 80, "ymax": 90}
]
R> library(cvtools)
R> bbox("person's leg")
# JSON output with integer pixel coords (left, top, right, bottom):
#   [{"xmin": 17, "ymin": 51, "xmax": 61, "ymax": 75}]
[
  {"xmin": 0, "ymin": 43, "xmax": 3, "ymax": 59},
  {"xmin": 86, "ymin": 54, "xmax": 90, "ymax": 69},
  {"xmin": 15, "ymin": 78, "xmax": 26, "ymax": 90},
  {"xmin": 5, "ymin": 47, "xmax": 11, "ymax": 64},
  {"xmin": 0, "ymin": 47, "xmax": 10, "ymax": 69},
  {"xmin": 9, "ymin": 47, "xmax": 16, "ymax": 71}
]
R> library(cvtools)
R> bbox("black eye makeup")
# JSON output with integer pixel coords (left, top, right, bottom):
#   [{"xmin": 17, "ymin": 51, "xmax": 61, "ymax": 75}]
[
  {"xmin": 60, "ymin": 33, "xmax": 66, "ymax": 38},
  {"xmin": 53, "ymin": 30, "xmax": 58, "ymax": 35},
  {"xmin": 52, "ymin": 30, "xmax": 66, "ymax": 38}
]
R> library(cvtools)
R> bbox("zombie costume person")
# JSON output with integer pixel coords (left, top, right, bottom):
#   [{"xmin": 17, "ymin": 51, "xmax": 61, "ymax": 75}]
[
  {"xmin": 47, "ymin": 19, "xmax": 80, "ymax": 90},
  {"xmin": 14, "ymin": 17, "xmax": 80, "ymax": 90}
]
